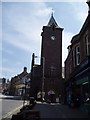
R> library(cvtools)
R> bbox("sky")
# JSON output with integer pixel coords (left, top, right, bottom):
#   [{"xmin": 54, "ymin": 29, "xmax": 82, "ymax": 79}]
[{"xmin": 0, "ymin": 0, "xmax": 89, "ymax": 80}]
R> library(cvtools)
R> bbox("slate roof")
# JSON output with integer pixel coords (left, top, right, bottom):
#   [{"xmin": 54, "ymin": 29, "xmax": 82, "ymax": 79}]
[{"xmin": 47, "ymin": 14, "xmax": 60, "ymax": 28}]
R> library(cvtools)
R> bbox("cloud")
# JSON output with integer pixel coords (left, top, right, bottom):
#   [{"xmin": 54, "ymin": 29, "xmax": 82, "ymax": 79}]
[
  {"xmin": 3, "ymin": 2, "xmax": 52, "ymax": 55},
  {"xmin": 2, "ymin": 67, "xmax": 15, "ymax": 79},
  {"xmin": 0, "ymin": 3, "xmax": 2, "ymax": 78},
  {"xmin": 2, "ymin": 62, "xmax": 24, "ymax": 79},
  {"xmin": 69, "ymin": 3, "xmax": 88, "ymax": 23},
  {"xmin": 1, "ymin": 0, "xmax": 86, "ymax": 2},
  {"xmin": 0, "ymin": 2, "xmax": 2, "ymax": 52},
  {"xmin": 62, "ymin": 31, "xmax": 74, "ymax": 65},
  {"xmin": 2, "ymin": 67, "xmax": 13, "ymax": 73},
  {"xmin": 2, "ymin": 48, "xmax": 14, "ymax": 55},
  {"xmin": 2, "ymin": 2, "xmax": 53, "ymax": 79},
  {"xmin": 2, "ymin": 1, "xmax": 87, "ymax": 79}
]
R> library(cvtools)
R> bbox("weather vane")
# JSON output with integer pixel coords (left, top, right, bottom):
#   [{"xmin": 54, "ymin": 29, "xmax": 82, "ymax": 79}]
[{"xmin": 51, "ymin": 8, "xmax": 54, "ymax": 17}]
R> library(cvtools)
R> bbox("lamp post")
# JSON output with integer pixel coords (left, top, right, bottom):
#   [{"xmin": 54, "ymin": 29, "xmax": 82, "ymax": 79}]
[{"xmin": 42, "ymin": 57, "xmax": 45, "ymax": 102}]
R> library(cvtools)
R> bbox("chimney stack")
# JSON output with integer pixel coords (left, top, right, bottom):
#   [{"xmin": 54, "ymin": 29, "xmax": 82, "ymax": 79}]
[{"xmin": 24, "ymin": 67, "xmax": 27, "ymax": 72}]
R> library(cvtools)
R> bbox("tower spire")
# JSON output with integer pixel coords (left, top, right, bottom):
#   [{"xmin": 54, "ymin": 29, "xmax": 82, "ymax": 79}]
[{"xmin": 47, "ymin": 9, "xmax": 59, "ymax": 28}]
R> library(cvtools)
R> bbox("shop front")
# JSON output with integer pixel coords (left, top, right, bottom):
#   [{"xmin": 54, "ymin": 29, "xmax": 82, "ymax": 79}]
[{"xmin": 75, "ymin": 71, "xmax": 90, "ymax": 113}]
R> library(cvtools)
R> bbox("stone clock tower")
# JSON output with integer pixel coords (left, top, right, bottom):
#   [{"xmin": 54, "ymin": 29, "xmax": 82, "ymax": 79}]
[{"xmin": 41, "ymin": 14, "xmax": 64, "ymax": 101}]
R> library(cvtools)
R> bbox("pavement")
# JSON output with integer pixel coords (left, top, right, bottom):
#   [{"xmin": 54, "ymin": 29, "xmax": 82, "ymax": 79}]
[
  {"xmin": 33, "ymin": 102, "xmax": 88, "ymax": 119},
  {"xmin": 0, "ymin": 95, "xmax": 88, "ymax": 119}
]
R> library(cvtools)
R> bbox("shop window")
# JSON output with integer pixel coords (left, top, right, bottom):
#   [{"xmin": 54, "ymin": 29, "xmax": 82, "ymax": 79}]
[
  {"xmin": 85, "ymin": 35, "xmax": 90, "ymax": 56},
  {"xmin": 81, "ymin": 82, "xmax": 89, "ymax": 104}
]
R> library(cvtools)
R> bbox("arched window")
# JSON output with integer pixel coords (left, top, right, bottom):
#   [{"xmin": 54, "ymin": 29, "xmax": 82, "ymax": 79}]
[{"xmin": 50, "ymin": 65, "xmax": 56, "ymax": 77}]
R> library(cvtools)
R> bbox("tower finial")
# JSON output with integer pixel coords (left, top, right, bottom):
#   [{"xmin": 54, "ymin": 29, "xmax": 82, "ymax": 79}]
[{"xmin": 51, "ymin": 8, "xmax": 54, "ymax": 17}]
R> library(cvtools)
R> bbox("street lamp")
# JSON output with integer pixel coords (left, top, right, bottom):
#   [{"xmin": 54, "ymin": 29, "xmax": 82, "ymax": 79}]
[{"xmin": 42, "ymin": 57, "xmax": 45, "ymax": 102}]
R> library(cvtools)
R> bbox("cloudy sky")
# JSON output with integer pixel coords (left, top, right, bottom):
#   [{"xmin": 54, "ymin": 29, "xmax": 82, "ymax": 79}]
[{"xmin": 0, "ymin": 0, "xmax": 88, "ymax": 80}]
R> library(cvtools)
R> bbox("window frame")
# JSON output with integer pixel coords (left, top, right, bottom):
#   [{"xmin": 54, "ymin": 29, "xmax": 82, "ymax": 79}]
[
  {"xmin": 76, "ymin": 45, "xmax": 80, "ymax": 66},
  {"xmin": 85, "ymin": 35, "xmax": 89, "ymax": 56}
]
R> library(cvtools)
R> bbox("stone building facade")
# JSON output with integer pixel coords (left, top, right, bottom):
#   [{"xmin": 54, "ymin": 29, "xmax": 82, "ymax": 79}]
[
  {"xmin": 9, "ymin": 67, "xmax": 30, "ymax": 96},
  {"xmin": 0, "ymin": 78, "xmax": 6, "ymax": 93},
  {"xmin": 65, "ymin": 1, "xmax": 90, "ymax": 112}
]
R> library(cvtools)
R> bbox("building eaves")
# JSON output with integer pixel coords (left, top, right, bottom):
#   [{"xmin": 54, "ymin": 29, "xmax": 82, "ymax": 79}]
[{"xmin": 71, "ymin": 34, "xmax": 79, "ymax": 44}]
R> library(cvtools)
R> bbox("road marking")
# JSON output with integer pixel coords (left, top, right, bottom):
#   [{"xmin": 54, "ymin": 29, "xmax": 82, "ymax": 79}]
[{"xmin": 2, "ymin": 104, "xmax": 23, "ymax": 119}]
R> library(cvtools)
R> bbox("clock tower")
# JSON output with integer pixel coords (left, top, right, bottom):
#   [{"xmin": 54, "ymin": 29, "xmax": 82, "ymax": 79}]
[{"xmin": 41, "ymin": 14, "xmax": 64, "ymax": 101}]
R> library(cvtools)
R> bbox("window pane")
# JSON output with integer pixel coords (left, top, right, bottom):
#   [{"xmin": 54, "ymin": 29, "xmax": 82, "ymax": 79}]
[
  {"xmin": 85, "ymin": 35, "xmax": 90, "ymax": 56},
  {"xmin": 76, "ymin": 46, "xmax": 80, "ymax": 65}
]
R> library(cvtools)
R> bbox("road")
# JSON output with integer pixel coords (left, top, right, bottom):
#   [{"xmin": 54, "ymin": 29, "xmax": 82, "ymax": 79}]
[{"xmin": 0, "ymin": 98, "xmax": 23, "ymax": 120}]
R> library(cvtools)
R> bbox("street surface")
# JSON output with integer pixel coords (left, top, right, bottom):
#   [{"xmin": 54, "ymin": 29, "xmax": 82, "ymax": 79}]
[
  {"xmin": 34, "ymin": 102, "xmax": 88, "ymax": 119},
  {"xmin": 0, "ymin": 94, "xmax": 88, "ymax": 120},
  {"xmin": 0, "ymin": 95, "xmax": 23, "ymax": 120}
]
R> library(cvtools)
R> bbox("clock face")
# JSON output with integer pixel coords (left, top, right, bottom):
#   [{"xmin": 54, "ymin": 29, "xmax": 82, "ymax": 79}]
[{"xmin": 51, "ymin": 36, "xmax": 55, "ymax": 40}]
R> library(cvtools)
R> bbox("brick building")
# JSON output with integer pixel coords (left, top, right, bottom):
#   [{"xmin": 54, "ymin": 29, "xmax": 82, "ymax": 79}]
[
  {"xmin": 9, "ymin": 67, "xmax": 30, "ymax": 96},
  {"xmin": 65, "ymin": 1, "xmax": 90, "ymax": 112},
  {"xmin": 0, "ymin": 78, "xmax": 6, "ymax": 93},
  {"xmin": 30, "ymin": 14, "xmax": 64, "ymax": 102}
]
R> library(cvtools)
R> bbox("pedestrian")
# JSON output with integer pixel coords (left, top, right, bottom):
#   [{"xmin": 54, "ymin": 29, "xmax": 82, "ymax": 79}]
[
  {"xmin": 68, "ymin": 94, "xmax": 71, "ymax": 108},
  {"xmin": 59, "ymin": 94, "xmax": 61, "ymax": 103}
]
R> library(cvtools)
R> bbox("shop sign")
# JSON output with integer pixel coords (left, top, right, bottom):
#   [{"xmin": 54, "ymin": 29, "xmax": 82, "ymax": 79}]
[{"xmin": 76, "ymin": 76, "xmax": 88, "ymax": 85}]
